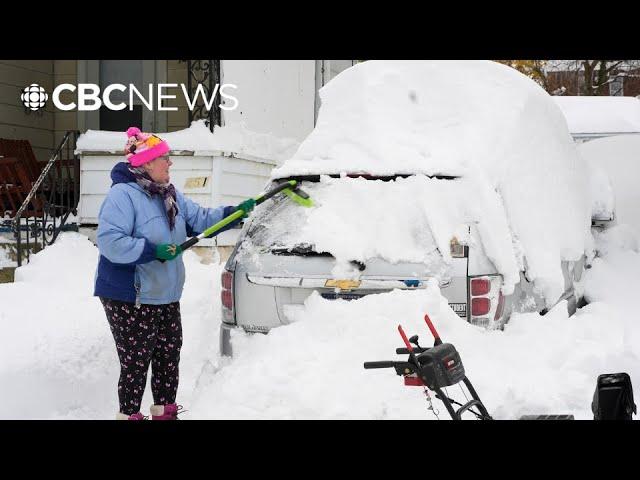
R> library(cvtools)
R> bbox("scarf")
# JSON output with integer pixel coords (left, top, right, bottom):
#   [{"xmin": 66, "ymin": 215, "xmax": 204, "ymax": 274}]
[{"xmin": 129, "ymin": 166, "xmax": 179, "ymax": 230}]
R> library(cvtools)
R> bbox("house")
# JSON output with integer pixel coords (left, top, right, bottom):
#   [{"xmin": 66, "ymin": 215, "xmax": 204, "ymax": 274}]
[
  {"xmin": 0, "ymin": 60, "xmax": 358, "ymax": 162},
  {"xmin": 0, "ymin": 60, "xmax": 357, "ymax": 264},
  {"xmin": 544, "ymin": 60, "xmax": 640, "ymax": 97}
]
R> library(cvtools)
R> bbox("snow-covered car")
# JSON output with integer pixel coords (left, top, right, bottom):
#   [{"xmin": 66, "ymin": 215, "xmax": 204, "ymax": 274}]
[
  {"xmin": 579, "ymin": 135, "xmax": 640, "ymax": 235},
  {"xmin": 219, "ymin": 61, "xmax": 593, "ymax": 356}
]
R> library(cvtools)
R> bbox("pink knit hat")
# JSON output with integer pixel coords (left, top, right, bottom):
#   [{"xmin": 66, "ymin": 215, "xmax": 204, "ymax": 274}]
[{"xmin": 124, "ymin": 126, "xmax": 170, "ymax": 167}]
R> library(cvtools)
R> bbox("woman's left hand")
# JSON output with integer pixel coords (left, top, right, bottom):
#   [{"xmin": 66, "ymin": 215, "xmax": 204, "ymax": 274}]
[{"xmin": 156, "ymin": 243, "xmax": 183, "ymax": 261}]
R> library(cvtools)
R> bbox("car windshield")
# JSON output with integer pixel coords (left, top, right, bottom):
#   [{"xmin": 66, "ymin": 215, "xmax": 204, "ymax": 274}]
[{"xmin": 239, "ymin": 174, "xmax": 463, "ymax": 267}]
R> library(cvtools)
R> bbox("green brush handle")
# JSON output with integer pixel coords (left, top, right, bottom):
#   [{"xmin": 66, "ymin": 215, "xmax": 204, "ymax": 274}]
[
  {"xmin": 176, "ymin": 180, "xmax": 299, "ymax": 253},
  {"xmin": 196, "ymin": 208, "xmax": 246, "ymax": 241}
]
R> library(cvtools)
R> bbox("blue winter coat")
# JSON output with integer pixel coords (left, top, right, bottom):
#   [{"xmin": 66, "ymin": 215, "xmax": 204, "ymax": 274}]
[{"xmin": 94, "ymin": 162, "xmax": 236, "ymax": 305}]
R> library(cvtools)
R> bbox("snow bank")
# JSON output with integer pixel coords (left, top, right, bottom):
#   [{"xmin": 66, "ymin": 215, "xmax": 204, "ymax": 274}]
[
  {"xmin": 0, "ymin": 232, "xmax": 223, "ymax": 419},
  {"xmin": 579, "ymin": 135, "xmax": 640, "ymax": 236},
  {"xmin": 0, "ymin": 231, "xmax": 638, "ymax": 419},
  {"xmin": 76, "ymin": 120, "xmax": 300, "ymax": 164},
  {"xmin": 553, "ymin": 96, "xmax": 640, "ymax": 134},
  {"xmin": 272, "ymin": 60, "xmax": 591, "ymax": 303},
  {"xmin": 193, "ymin": 277, "xmax": 639, "ymax": 420}
]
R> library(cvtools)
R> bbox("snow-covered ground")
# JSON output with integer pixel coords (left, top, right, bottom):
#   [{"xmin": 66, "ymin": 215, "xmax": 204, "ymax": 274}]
[{"xmin": 0, "ymin": 229, "xmax": 637, "ymax": 420}]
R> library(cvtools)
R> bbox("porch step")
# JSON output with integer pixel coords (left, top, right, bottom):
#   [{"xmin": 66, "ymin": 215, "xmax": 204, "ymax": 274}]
[
  {"xmin": 0, "ymin": 242, "xmax": 17, "ymax": 283},
  {"xmin": 0, "ymin": 266, "xmax": 15, "ymax": 284}
]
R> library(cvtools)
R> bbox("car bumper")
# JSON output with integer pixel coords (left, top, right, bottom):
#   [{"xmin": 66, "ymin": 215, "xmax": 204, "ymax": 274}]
[{"xmin": 219, "ymin": 322, "xmax": 235, "ymax": 357}]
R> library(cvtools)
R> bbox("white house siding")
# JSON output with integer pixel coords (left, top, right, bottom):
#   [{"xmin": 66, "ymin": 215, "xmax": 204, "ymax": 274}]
[
  {"xmin": 78, "ymin": 151, "xmax": 278, "ymax": 246},
  {"xmin": 221, "ymin": 60, "xmax": 316, "ymax": 143}
]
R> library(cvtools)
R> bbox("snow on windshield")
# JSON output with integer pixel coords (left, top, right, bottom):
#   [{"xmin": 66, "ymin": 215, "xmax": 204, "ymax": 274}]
[{"xmin": 270, "ymin": 61, "xmax": 591, "ymax": 303}]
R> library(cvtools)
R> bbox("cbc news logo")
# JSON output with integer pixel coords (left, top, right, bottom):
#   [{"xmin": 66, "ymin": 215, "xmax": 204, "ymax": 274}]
[{"xmin": 21, "ymin": 84, "xmax": 48, "ymax": 111}]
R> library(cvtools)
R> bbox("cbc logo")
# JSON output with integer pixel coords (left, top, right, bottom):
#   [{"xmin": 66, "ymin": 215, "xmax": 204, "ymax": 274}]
[{"xmin": 21, "ymin": 84, "xmax": 48, "ymax": 111}]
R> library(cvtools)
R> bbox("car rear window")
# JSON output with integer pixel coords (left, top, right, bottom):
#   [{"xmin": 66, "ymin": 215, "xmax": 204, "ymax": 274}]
[{"xmin": 241, "ymin": 175, "xmax": 453, "ymax": 263}]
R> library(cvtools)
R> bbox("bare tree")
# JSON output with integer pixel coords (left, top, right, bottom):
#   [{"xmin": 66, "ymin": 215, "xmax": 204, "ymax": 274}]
[{"xmin": 544, "ymin": 60, "xmax": 640, "ymax": 96}]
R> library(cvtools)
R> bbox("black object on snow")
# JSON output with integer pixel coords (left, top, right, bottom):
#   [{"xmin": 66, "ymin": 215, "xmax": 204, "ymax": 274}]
[{"xmin": 592, "ymin": 372, "xmax": 636, "ymax": 420}]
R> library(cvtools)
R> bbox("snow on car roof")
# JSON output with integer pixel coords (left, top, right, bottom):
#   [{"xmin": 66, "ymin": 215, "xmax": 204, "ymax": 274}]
[
  {"xmin": 553, "ymin": 96, "xmax": 640, "ymax": 135},
  {"xmin": 273, "ymin": 60, "xmax": 576, "ymax": 179}
]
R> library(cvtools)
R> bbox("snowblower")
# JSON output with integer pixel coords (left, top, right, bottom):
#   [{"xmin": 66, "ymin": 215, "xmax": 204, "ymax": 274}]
[
  {"xmin": 364, "ymin": 313, "xmax": 636, "ymax": 420},
  {"xmin": 364, "ymin": 313, "xmax": 493, "ymax": 420}
]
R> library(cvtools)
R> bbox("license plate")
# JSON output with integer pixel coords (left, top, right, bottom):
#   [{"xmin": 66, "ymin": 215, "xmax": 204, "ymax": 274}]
[
  {"xmin": 449, "ymin": 303, "xmax": 467, "ymax": 318},
  {"xmin": 321, "ymin": 292, "xmax": 365, "ymax": 301}
]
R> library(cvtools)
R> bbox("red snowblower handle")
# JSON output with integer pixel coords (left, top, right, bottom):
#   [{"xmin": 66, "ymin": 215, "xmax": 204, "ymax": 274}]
[
  {"xmin": 397, "ymin": 325, "xmax": 414, "ymax": 352},
  {"xmin": 424, "ymin": 314, "xmax": 443, "ymax": 346}
]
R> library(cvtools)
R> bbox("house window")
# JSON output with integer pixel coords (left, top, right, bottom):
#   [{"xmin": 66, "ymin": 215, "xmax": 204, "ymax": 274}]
[
  {"xmin": 99, "ymin": 60, "xmax": 144, "ymax": 131},
  {"xmin": 610, "ymin": 76, "xmax": 624, "ymax": 96}
]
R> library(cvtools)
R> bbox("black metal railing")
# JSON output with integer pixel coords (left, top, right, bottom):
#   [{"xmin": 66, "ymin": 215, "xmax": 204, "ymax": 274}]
[
  {"xmin": 10, "ymin": 131, "xmax": 80, "ymax": 266},
  {"xmin": 185, "ymin": 60, "xmax": 222, "ymax": 131}
]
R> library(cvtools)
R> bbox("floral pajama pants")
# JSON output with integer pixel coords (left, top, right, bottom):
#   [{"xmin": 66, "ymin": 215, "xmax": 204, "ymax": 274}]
[{"xmin": 100, "ymin": 297, "xmax": 183, "ymax": 415}]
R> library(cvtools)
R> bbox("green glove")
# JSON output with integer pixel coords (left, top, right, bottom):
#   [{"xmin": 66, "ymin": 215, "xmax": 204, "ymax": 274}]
[
  {"xmin": 156, "ymin": 243, "xmax": 183, "ymax": 261},
  {"xmin": 236, "ymin": 198, "xmax": 256, "ymax": 218}
]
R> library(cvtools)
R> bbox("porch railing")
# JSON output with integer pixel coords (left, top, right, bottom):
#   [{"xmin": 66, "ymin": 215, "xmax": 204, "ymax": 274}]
[{"xmin": 7, "ymin": 131, "xmax": 80, "ymax": 266}]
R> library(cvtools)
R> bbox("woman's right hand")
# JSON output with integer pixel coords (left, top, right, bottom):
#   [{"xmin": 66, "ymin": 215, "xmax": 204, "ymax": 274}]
[{"xmin": 156, "ymin": 243, "xmax": 183, "ymax": 261}]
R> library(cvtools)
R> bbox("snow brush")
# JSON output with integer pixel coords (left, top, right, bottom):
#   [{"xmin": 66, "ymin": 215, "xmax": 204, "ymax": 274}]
[{"xmin": 177, "ymin": 179, "xmax": 312, "ymax": 253}]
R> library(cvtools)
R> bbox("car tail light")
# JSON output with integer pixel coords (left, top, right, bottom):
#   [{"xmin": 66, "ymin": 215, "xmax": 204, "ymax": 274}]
[
  {"xmin": 471, "ymin": 278, "xmax": 490, "ymax": 296},
  {"xmin": 221, "ymin": 270, "xmax": 235, "ymax": 323},
  {"xmin": 472, "ymin": 297, "xmax": 490, "ymax": 316},
  {"xmin": 222, "ymin": 271, "xmax": 233, "ymax": 290},
  {"xmin": 221, "ymin": 289, "xmax": 233, "ymax": 309},
  {"xmin": 469, "ymin": 275, "xmax": 504, "ymax": 329},
  {"xmin": 494, "ymin": 291, "xmax": 505, "ymax": 321}
]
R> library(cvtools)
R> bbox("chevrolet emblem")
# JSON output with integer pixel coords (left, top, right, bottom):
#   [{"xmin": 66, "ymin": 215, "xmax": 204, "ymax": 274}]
[{"xmin": 325, "ymin": 279, "xmax": 361, "ymax": 291}]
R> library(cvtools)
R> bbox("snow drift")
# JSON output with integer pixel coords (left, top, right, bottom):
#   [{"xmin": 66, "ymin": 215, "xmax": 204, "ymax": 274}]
[{"xmin": 1, "ymin": 232, "xmax": 638, "ymax": 419}]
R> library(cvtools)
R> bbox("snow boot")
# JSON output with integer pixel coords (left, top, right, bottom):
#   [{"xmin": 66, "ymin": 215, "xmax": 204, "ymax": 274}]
[
  {"xmin": 150, "ymin": 403, "xmax": 183, "ymax": 420},
  {"xmin": 116, "ymin": 412, "xmax": 145, "ymax": 420}
]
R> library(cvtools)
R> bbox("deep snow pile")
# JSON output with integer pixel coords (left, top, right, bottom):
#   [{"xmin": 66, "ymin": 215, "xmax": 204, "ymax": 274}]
[
  {"xmin": 75, "ymin": 120, "xmax": 300, "ymax": 163},
  {"xmin": 272, "ymin": 60, "xmax": 591, "ymax": 304},
  {"xmin": 0, "ymin": 230, "xmax": 638, "ymax": 419},
  {"xmin": 195, "ymin": 224, "xmax": 639, "ymax": 420},
  {"xmin": 579, "ymin": 135, "xmax": 640, "ymax": 236},
  {"xmin": 0, "ymin": 233, "xmax": 223, "ymax": 419}
]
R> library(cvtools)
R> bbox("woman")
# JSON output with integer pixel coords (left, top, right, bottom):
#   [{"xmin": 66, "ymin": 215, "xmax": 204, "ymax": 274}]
[{"xmin": 94, "ymin": 127, "xmax": 255, "ymax": 420}]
